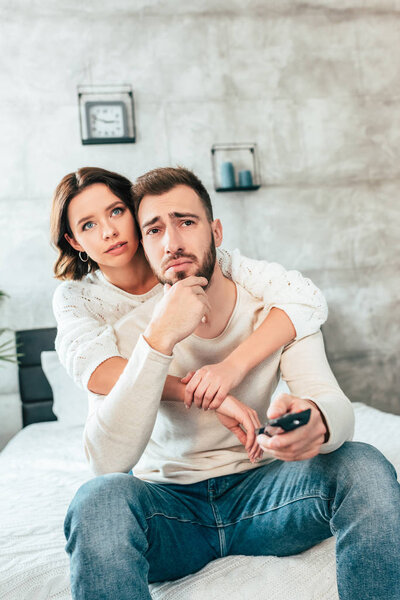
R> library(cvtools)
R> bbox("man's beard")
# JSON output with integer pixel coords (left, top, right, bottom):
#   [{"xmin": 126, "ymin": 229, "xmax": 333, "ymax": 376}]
[{"xmin": 153, "ymin": 235, "xmax": 216, "ymax": 288}]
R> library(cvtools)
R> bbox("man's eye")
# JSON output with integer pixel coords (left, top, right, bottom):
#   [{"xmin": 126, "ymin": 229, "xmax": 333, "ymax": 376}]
[
  {"xmin": 147, "ymin": 228, "xmax": 160, "ymax": 235},
  {"xmin": 182, "ymin": 220, "xmax": 194, "ymax": 226},
  {"xmin": 83, "ymin": 222, "xmax": 95, "ymax": 231}
]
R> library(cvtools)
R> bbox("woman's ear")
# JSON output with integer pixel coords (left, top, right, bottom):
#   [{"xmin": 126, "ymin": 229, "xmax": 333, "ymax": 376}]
[
  {"xmin": 64, "ymin": 233, "xmax": 84, "ymax": 253},
  {"xmin": 211, "ymin": 218, "xmax": 223, "ymax": 248}
]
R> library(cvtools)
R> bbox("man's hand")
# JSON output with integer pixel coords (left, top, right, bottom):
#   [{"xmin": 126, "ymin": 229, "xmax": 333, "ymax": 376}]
[
  {"xmin": 256, "ymin": 394, "xmax": 327, "ymax": 461},
  {"xmin": 143, "ymin": 276, "xmax": 211, "ymax": 355},
  {"xmin": 216, "ymin": 395, "xmax": 264, "ymax": 463},
  {"xmin": 181, "ymin": 358, "xmax": 246, "ymax": 410}
]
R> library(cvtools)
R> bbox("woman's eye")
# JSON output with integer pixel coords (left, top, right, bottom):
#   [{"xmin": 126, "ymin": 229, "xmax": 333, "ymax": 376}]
[
  {"xmin": 83, "ymin": 222, "xmax": 95, "ymax": 231},
  {"xmin": 147, "ymin": 228, "xmax": 160, "ymax": 235},
  {"xmin": 112, "ymin": 207, "xmax": 124, "ymax": 216}
]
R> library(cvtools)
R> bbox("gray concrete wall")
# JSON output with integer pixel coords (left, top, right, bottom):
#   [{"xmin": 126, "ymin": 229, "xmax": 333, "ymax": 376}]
[{"xmin": 1, "ymin": 1, "xmax": 399, "ymax": 448}]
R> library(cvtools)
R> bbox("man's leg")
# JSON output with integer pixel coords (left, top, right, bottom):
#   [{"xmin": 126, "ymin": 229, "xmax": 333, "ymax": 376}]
[
  {"xmin": 216, "ymin": 442, "xmax": 400, "ymax": 600},
  {"xmin": 64, "ymin": 473, "xmax": 219, "ymax": 600}
]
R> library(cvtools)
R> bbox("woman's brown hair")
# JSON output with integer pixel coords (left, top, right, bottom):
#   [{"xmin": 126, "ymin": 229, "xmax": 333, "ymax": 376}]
[{"xmin": 50, "ymin": 167, "xmax": 135, "ymax": 280}]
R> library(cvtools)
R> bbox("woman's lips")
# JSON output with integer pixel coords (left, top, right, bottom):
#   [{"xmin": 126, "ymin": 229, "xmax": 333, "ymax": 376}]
[{"xmin": 106, "ymin": 242, "xmax": 128, "ymax": 255}]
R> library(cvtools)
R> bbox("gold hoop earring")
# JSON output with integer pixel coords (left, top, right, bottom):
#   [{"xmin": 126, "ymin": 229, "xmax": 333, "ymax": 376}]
[{"xmin": 78, "ymin": 251, "xmax": 89, "ymax": 263}]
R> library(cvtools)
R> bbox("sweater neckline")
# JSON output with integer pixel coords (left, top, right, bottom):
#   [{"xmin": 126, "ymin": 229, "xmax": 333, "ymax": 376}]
[
  {"xmin": 191, "ymin": 283, "xmax": 242, "ymax": 343},
  {"xmin": 93, "ymin": 269, "xmax": 163, "ymax": 301}
]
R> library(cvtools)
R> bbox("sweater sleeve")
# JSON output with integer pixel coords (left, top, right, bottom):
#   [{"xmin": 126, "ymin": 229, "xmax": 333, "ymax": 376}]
[
  {"xmin": 279, "ymin": 331, "xmax": 354, "ymax": 453},
  {"xmin": 217, "ymin": 248, "xmax": 328, "ymax": 340},
  {"xmin": 83, "ymin": 334, "xmax": 173, "ymax": 475},
  {"xmin": 52, "ymin": 282, "xmax": 124, "ymax": 391}
]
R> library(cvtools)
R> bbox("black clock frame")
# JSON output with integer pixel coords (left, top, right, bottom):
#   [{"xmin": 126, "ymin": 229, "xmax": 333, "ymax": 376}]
[{"xmin": 79, "ymin": 89, "xmax": 136, "ymax": 145}]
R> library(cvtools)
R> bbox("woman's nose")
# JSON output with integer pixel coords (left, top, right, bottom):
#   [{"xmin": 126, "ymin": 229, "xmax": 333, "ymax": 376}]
[{"xmin": 102, "ymin": 224, "xmax": 118, "ymax": 239}]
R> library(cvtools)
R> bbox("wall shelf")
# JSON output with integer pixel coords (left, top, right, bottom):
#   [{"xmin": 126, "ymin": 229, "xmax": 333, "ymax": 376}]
[
  {"xmin": 215, "ymin": 185, "xmax": 261, "ymax": 192},
  {"xmin": 211, "ymin": 143, "xmax": 261, "ymax": 192}
]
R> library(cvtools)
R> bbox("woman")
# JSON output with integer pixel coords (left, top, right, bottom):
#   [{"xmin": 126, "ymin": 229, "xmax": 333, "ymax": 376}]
[{"xmin": 51, "ymin": 166, "xmax": 327, "ymax": 467}]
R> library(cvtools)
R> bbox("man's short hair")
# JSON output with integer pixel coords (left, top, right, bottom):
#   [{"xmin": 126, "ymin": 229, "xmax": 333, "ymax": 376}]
[{"xmin": 132, "ymin": 167, "xmax": 214, "ymax": 222}]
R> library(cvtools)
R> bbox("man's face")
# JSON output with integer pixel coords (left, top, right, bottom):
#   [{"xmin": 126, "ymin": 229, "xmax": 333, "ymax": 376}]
[{"xmin": 138, "ymin": 184, "xmax": 222, "ymax": 286}]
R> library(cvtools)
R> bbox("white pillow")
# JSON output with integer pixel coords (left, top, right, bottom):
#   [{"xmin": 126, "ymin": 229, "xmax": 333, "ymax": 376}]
[{"xmin": 41, "ymin": 351, "xmax": 88, "ymax": 426}]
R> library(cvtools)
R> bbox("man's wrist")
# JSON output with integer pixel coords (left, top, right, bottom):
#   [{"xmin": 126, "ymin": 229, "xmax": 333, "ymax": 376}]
[
  {"xmin": 143, "ymin": 324, "xmax": 175, "ymax": 356},
  {"xmin": 306, "ymin": 399, "xmax": 330, "ymax": 443}
]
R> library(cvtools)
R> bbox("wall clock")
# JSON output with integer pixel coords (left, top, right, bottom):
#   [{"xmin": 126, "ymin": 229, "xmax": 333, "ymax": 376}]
[{"xmin": 78, "ymin": 85, "xmax": 136, "ymax": 145}]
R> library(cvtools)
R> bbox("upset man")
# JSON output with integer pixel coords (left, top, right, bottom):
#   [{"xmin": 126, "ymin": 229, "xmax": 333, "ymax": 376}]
[{"xmin": 65, "ymin": 167, "xmax": 400, "ymax": 600}]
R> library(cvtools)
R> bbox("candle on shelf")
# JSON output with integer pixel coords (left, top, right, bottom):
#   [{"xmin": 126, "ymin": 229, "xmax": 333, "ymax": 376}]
[
  {"xmin": 220, "ymin": 161, "xmax": 235, "ymax": 188},
  {"xmin": 238, "ymin": 169, "xmax": 253, "ymax": 187}
]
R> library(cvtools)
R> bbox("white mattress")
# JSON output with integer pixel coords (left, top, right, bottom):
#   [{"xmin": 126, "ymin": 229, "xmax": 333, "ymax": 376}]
[{"xmin": 0, "ymin": 402, "xmax": 399, "ymax": 600}]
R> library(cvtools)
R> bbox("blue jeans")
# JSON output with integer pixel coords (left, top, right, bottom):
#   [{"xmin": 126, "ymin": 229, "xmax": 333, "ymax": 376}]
[{"xmin": 64, "ymin": 442, "xmax": 400, "ymax": 600}]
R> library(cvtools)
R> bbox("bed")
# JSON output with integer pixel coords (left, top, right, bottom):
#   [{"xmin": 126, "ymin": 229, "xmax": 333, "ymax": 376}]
[{"xmin": 1, "ymin": 329, "xmax": 399, "ymax": 600}]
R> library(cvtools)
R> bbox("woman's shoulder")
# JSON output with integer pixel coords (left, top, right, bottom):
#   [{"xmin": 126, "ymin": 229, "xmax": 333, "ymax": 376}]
[
  {"xmin": 53, "ymin": 272, "xmax": 101, "ymax": 303},
  {"xmin": 52, "ymin": 270, "xmax": 162, "ymax": 323}
]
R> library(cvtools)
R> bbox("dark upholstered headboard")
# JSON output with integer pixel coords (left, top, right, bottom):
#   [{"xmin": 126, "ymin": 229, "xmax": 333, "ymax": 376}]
[{"xmin": 16, "ymin": 328, "xmax": 57, "ymax": 427}]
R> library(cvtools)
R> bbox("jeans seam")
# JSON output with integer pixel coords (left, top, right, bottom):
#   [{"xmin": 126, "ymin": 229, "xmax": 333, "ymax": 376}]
[
  {"xmin": 145, "ymin": 512, "xmax": 212, "ymax": 528},
  {"xmin": 210, "ymin": 501, "xmax": 227, "ymax": 557},
  {"xmin": 222, "ymin": 493, "xmax": 335, "ymax": 528}
]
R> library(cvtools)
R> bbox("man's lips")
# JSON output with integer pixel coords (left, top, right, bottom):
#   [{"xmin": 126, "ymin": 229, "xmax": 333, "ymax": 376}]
[{"xmin": 165, "ymin": 259, "xmax": 193, "ymax": 272}]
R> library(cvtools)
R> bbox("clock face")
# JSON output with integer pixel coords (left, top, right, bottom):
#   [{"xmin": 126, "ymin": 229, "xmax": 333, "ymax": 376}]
[{"xmin": 86, "ymin": 101, "xmax": 128, "ymax": 139}]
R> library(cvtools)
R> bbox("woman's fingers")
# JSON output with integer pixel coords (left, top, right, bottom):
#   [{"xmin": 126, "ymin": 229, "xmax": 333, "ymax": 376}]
[
  {"xmin": 184, "ymin": 372, "xmax": 202, "ymax": 407},
  {"xmin": 181, "ymin": 371, "xmax": 195, "ymax": 385},
  {"xmin": 193, "ymin": 380, "xmax": 210, "ymax": 408},
  {"xmin": 208, "ymin": 387, "xmax": 228, "ymax": 411}
]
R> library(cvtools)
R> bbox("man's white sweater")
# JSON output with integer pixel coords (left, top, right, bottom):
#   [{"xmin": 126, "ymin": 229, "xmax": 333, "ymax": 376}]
[{"xmin": 83, "ymin": 284, "xmax": 354, "ymax": 483}]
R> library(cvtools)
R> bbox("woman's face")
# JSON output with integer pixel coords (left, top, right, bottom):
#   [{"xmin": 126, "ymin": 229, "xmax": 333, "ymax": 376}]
[{"xmin": 65, "ymin": 183, "xmax": 140, "ymax": 270}]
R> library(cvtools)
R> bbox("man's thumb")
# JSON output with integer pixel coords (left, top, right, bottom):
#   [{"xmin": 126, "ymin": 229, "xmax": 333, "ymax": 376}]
[
  {"xmin": 267, "ymin": 395, "xmax": 290, "ymax": 419},
  {"xmin": 163, "ymin": 283, "xmax": 171, "ymax": 295}
]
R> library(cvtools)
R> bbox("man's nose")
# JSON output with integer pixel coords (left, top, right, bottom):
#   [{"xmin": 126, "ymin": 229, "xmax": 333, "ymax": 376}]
[{"xmin": 164, "ymin": 226, "xmax": 183, "ymax": 254}]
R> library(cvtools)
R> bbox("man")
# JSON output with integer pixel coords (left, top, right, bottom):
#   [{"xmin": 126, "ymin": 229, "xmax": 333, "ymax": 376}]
[{"xmin": 65, "ymin": 168, "xmax": 400, "ymax": 600}]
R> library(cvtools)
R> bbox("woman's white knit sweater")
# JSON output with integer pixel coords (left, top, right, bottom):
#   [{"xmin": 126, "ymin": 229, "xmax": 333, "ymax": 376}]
[{"xmin": 53, "ymin": 248, "xmax": 328, "ymax": 392}]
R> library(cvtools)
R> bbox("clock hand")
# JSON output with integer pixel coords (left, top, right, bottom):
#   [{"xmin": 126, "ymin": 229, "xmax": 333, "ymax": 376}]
[{"xmin": 92, "ymin": 115, "xmax": 118, "ymax": 124}]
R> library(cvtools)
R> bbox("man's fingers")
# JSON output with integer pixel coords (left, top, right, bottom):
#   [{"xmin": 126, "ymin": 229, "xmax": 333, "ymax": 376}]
[
  {"xmin": 266, "ymin": 394, "xmax": 293, "ymax": 419},
  {"xmin": 257, "ymin": 430, "xmax": 325, "ymax": 460},
  {"xmin": 230, "ymin": 425, "xmax": 247, "ymax": 447},
  {"xmin": 248, "ymin": 410, "xmax": 262, "ymax": 460},
  {"xmin": 179, "ymin": 276, "xmax": 208, "ymax": 288},
  {"xmin": 241, "ymin": 413, "xmax": 258, "ymax": 452}
]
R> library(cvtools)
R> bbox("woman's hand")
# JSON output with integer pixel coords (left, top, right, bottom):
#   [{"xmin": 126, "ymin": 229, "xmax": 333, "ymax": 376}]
[
  {"xmin": 215, "ymin": 395, "xmax": 263, "ymax": 463},
  {"xmin": 181, "ymin": 359, "xmax": 246, "ymax": 411}
]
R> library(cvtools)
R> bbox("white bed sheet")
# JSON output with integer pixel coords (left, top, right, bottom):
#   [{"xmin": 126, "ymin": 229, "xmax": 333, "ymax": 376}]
[{"xmin": 0, "ymin": 402, "xmax": 399, "ymax": 600}]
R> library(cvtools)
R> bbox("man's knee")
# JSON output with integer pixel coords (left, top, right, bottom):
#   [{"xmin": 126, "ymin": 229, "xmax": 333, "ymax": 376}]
[
  {"xmin": 327, "ymin": 442, "xmax": 399, "ymax": 508},
  {"xmin": 334, "ymin": 441, "xmax": 396, "ymax": 478},
  {"xmin": 65, "ymin": 473, "xmax": 147, "ymax": 543}
]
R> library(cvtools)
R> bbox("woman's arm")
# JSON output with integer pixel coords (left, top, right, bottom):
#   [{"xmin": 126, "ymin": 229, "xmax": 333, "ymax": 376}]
[
  {"xmin": 84, "ymin": 339, "xmax": 263, "ymax": 474},
  {"xmin": 217, "ymin": 247, "xmax": 328, "ymax": 339},
  {"xmin": 53, "ymin": 282, "xmax": 125, "ymax": 391},
  {"xmin": 182, "ymin": 307, "xmax": 295, "ymax": 409},
  {"xmin": 181, "ymin": 248, "xmax": 328, "ymax": 410}
]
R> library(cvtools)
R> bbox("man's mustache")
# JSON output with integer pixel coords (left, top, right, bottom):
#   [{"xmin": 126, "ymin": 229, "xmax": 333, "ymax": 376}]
[{"xmin": 161, "ymin": 252, "xmax": 198, "ymax": 271}]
